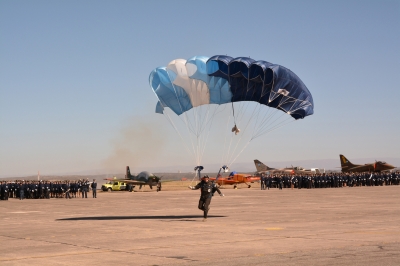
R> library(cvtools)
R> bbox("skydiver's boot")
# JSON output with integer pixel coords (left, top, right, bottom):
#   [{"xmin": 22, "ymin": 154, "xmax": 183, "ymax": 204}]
[{"xmin": 203, "ymin": 206, "xmax": 209, "ymax": 222}]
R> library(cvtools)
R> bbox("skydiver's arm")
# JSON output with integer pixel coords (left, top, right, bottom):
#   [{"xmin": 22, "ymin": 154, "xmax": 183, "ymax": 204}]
[
  {"xmin": 213, "ymin": 185, "xmax": 224, "ymax": 196},
  {"xmin": 188, "ymin": 182, "xmax": 202, "ymax": 190}
]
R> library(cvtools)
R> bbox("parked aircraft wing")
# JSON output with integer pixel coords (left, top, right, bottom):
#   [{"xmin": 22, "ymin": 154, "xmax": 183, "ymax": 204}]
[{"xmin": 105, "ymin": 178, "xmax": 147, "ymax": 185}]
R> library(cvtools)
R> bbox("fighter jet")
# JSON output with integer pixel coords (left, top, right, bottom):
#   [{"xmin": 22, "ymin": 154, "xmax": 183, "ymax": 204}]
[
  {"xmin": 339, "ymin": 154, "xmax": 395, "ymax": 173},
  {"xmin": 105, "ymin": 166, "xmax": 162, "ymax": 191},
  {"xmin": 254, "ymin": 160, "xmax": 320, "ymax": 175}
]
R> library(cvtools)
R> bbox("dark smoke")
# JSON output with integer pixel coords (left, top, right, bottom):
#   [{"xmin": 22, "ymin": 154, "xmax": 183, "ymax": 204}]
[{"xmin": 102, "ymin": 117, "xmax": 166, "ymax": 173}]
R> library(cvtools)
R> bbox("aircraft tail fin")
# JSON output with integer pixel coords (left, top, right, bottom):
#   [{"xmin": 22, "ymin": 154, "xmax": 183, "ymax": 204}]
[
  {"xmin": 126, "ymin": 166, "xmax": 132, "ymax": 179},
  {"xmin": 339, "ymin": 154, "xmax": 355, "ymax": 170},
  {"xmin": 254, "ymin": 160, "xmax": 272, "ymax": 172}
]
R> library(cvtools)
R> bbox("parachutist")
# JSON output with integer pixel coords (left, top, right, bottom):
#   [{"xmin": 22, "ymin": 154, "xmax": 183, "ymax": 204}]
[
  {"xmin": 189, "ymin": 175, "xmax": 224, "ymax": 220},
  {"xmin": 231, "ymin": 125, "xmax": 240, "ymax": 135}
]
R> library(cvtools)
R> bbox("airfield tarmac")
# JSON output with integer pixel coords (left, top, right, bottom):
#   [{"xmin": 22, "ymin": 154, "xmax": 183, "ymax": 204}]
[{"xmin": 1, "ymin": 184, "xmax": 399, "ymax": 266}]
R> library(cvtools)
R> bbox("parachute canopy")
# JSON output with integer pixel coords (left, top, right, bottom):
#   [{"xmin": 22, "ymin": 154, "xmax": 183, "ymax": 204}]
[
  {"xmin": 149, "ymin": 55, "xmax": 314, "ymax": 120},
  {"xmin": 148, "ymin": 55, "xmax": 314, "ymax": 168}
]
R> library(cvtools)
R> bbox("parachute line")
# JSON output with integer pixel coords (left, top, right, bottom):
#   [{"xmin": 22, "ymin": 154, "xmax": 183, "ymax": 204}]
[
  {"xmin": 221, "ymin": 115, "xmax": 232, "ymax": 167},
  {"xmin": 225, "ymin": 102, "xmax": 260, "ymax": 165},
  {"xmin": 162, "ymin": 110, "xmax": 193, "ymax": 158}
]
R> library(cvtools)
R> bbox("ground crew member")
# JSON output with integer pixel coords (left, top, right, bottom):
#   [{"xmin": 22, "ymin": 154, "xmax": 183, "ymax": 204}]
[
  {"xmin": 188, "ymin": 175, "xmax": 224, "ymax": 222},
  {"xmin": 260, "ymin": 174, "xmax": 266, "ymax": 190},
  {"xmin": 65, "ymin": 182, "xmax": 71, "ymax": 199},
  {"xmin": 91, "ymin": 179, "xmax": 97, "ymax": 198},
  {"xmin": 81, "ymin": 179, "xmax": 88, "ymax": 198},
  {"xmin": 19, "ymin": 182, "xmax": 25, "ymax": 200}
]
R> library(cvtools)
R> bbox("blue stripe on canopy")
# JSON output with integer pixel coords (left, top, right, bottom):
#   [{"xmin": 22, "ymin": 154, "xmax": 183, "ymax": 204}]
[{"xmin": 149, "ymin": 67, "xmax": 192, "ymax": 115}]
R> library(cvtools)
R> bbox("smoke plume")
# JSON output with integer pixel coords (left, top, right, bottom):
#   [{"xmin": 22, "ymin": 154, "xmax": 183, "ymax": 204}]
[{"xmin": 102, "ymin": 117, "xmax": 166, "ymax": 173}]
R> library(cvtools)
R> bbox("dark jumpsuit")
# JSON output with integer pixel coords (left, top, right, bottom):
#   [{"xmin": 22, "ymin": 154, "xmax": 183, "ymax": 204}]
[{"xmin": 192, "ymin": 180, "xmax": 222, "ymax": 218}]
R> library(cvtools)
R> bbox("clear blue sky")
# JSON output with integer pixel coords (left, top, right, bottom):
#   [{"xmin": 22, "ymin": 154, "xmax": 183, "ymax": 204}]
[{"xmin": 1, "ymin": 0, "xmax": 399, "ymax": 176}]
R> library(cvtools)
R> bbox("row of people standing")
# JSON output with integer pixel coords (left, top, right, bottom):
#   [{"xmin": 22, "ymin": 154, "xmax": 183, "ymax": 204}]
[
  {"xmin": 0, "ymin": 179, "xmax": 97, "ymax": 200},
  {"xmin": 260, "ymin": 171, "xmax": 400, "ymax": 190}
]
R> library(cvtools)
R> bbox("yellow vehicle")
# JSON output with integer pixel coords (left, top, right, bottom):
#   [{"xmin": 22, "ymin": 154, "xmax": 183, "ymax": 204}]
[{"xmin": 101, "ymin": 179, "xmax": 129, "ymax": 192}]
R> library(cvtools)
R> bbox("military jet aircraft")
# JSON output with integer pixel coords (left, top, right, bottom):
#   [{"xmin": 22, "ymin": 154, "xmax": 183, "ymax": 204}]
[
  {"xmin": 339, "ymin": 154, "xmax": 395, "ymax": 173},
  {"xmin": 254, "ymin": 159, "xmax": 320, "ymax": 175},
  {"xmin": 105, "ymin": 166, "xmax": 162, "ymax": 191}
]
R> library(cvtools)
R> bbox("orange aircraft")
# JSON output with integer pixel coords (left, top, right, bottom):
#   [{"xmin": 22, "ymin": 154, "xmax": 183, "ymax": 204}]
[{"xmin": 209, "ymin": 172, "xmax": 260, "ymax": 189}]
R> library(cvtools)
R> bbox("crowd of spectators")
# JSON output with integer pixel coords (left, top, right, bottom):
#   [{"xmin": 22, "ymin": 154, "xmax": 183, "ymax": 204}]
[
  {"xmin": 260, "ymin": 171, "xmax": 400, "ymax": 189},
  {"xmin": 0, "ymin": 179, "xmax": 97, "ymax": 200}
]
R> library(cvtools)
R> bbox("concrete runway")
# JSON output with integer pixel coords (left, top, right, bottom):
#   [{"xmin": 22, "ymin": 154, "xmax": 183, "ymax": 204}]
[{"xmin": 1, "ymin": 186, "xmax": 400, "ymax": 265}]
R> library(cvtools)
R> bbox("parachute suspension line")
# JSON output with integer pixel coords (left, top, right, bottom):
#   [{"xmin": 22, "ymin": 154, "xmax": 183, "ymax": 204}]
[
  {"xmin": 253, "ymin": 108, "xmax": 277, "ymax": 135},
  {"xmin": 195, "ymin": 105, "xmax": 205, "ymax": 165},
  {"xmin": 199, "ymin": 103, "xmax": 229, "ymax": 131},
  {"xmin": 149, "ymin": 84, "xmax": 195, "ymax": 160},
  {"xmin": 252, "ymin": 109, "xmax": 283, "ymax": 139},
  {"xmin": 195, "ymin": 103, "xmax": 224, "ymax": 166},
  {"xmin": 195, "ymin": 97, "xmax": 213, "ymax": 165},
  {"xmin": 231, "ymin": 102, "xmax": 237, "ymax": 129},
  {"xmin": 228, "ymin": 115, "xmax": 293, "ymax": 167},
  {"xmin": 191, "ymin": 91, "xmax": 202, "ymax": 166},
  {"xmin": 200, "ymin": 107, "xmax": 210, "ymax": 162},
  {"xmin": 252, "ymin": 80, "xmax": 275, "ymax": 134},
  {"xmin": 221, "ymin": 114, "xmax": 232, "ymax": 167},
  {"xmin": 252, "ymin": 111, "xmax": 292, "ymax": 140},
  {"xmin": 161, "ymin": 111, "xmax": 193, "ymax": 158},
  {"xmin": 182, "ymin": 109, "xmax": 199, "ymax": 166},
  {"xmin": 254, "ymin": 107, "xmax": 281, "ymax": 135},
  {"xmin": 256, "ymin": 96, "xmax": 292, "ymax": 136},
  {"xmin": 165, "ymin": 69, "xmax": 198, "ymax": 166},
  {"xmin": 224, "ymin": 84, "xmax": 260, "ymax": 165},
  {"xmin": 176, "ymin": 111, "xmax": 201, "ymax": 166},
  {"xmin": 194, "ymin": 94, "xmax": 211, "ymax": 166},
  {"xmin": 232, "ymin": 98, "xmax": 249, "ymax": 131},
  {"xmin": 224, "ymin": 128, "xmax": 236, "ymax": 167},
  {"xmin": 228, "ymin": 140, "xmax": 252, "ymax": 168},
  {"xmin": 198, "ymin": 103, "xmax": 213, "ymax": 136},
  {"xmin": 189, "ymin": 172, "xmax": 199, "ymax": 187},
  {"xmin": 192, "ymin": 101, "xmax": 200, "ymax": 165},
  {"xmin": 195, "ymin": 107, "xmax": 202, "ymax": 166},
  {"xmin": 236, "ymin": 100, "xmax": 256, "ymax": 130},
  {"xmin": 225, "ymin": 102, "xmax": 261, "ymax": 165},
  {"xmin": 198, "ymin": 105, "xmax": 218, "ymax": 164},
  {"xmin": 229, "ymin": 100, "xmax": 251, "ymax": 136},
  {"xmin": 226, "ymin": 108, "xmax": 250, "ymax": 164},
  {"xmin": 250, "ymin": 103, "xmax": 265, "ymax": 138},
  {"xmin": 224, "ymin": 102, "xmax": 253, "ymax": 167},
  {"xmin": 248, "ymin": 76, "xmax": 276, "ymax": 138},
  {"xmin": 251, "ymin": 117, "xmax": 295, "ymax": 140}
]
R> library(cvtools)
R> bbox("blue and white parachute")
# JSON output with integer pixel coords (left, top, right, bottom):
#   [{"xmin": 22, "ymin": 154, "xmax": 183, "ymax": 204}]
[
  {"xmin": 149, "ymin": 55, "xmax": 314, "ymax": 167},
  {"xmin": 150, "ymin": 55, "xmax": 313, "ymax": 119}
]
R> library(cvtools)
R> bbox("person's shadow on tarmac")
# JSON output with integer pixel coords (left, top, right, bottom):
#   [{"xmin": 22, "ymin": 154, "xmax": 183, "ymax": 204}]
[{"xmin": 56, "ymin": 215, "xmax": 226, "ymax": 221}]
